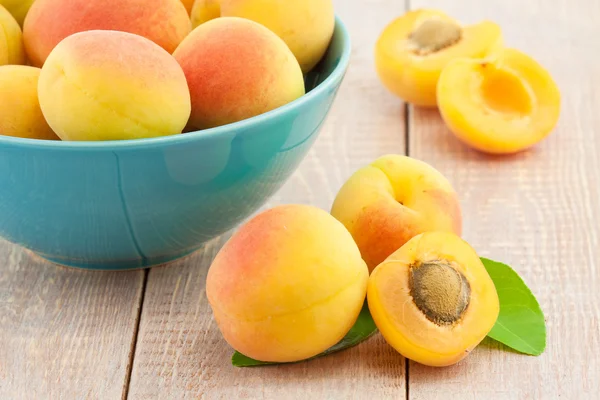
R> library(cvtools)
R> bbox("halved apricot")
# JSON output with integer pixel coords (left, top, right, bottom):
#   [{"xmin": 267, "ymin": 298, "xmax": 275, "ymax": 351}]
[
  {"xmin": 367, "ymin": 231, "xmax": 499, "ymax": 367},
  {"xmin": 437, "ymin": 48, "xmax": 561, "ymax": 154},
  {"xmin": 374, "ymin": 9, "xmax": 502, "ymax": 107}
]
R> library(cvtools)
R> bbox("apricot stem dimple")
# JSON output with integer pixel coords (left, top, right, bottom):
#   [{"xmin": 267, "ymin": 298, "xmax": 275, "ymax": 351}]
[
  {"xmin": 407, "ymin": 17, "xmax": 463, "ymax": 56},
  {"xmin": 409, "ymin": 260, "xmax": 470, "ymax": 325}
]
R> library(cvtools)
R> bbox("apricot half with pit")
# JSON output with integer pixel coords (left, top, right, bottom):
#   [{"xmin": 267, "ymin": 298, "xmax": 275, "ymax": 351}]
[
  {"xmin": 437, "ymin": 48, "xmax": 561, "ymax": 154},
  {"xmin": 375, "ymin": 9, "xmax": 502, "ymax": 107},
  {"xmin": 367, "ymin": 231, "xmax": 499, "ymax": 367}
]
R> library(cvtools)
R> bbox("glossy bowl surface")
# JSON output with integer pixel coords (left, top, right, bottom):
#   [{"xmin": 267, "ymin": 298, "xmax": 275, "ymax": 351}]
[{"xmin": 0, "ymin": 17, "xmax": 351, "ymax": 270}]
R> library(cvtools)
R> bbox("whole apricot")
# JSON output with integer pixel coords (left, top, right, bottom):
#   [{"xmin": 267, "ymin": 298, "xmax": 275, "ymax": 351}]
[
  {"xmin": 220, "ymin": 0, "xmax": 335, "ymax": 73},
  {"xmin": 367, "ymin": 231, "xmax": 499, "ymax": 367},
  {"xmin": 375, "ymin": 9, "xmax": 502, "ymax": 107},
  {"xmin": 173, "ymin": 17, "xmax": 304, "ymax": 130},
  {"xmin": 206, "ymin": 204, "xmax": 369, "ymax": 363},
  {"xmin": 331, "ymin": 154, "xmax": 462, "ymax": 273},
  {"xmin": 23, "ymin": 0, "xmax": 191, "ymax": 67},
  {"xmin": 0, "ymin": 65, "xmax": 58, "ymax": 140},
  {"xmin": 0, "ymin": 4, "xmax": 25, "ymax": 65},
  {"xmin": 38, "ymin": 30, "xmax": 191, "ymax": 141},
  {"xmin": 437, "ymin": 48, "xmax": 561, "ymax": 154}
]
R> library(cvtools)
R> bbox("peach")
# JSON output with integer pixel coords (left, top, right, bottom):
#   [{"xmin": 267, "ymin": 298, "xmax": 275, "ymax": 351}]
[
  {"xmin": 38, "ymin": 30, "xmax": 191, "ymax": 141},
  {"xmin": 206, "ymin": 204, "xmax": 369, "ymax": 363},
  {"xmin": 0, "ymin": 4, "xmax": 25, "ymax": 65},
  {"xmin": 220, "ymin": 0, "xmax": 335, "ymax": 73},
  {"xmin": 0, "ymin": 65, "xmax": 58, "ymax": 140},
  {"xmin": 173, "ymin": 17, "xmax": 304, "ymax": 130},
  {"xmin": 331, "ymin": 155, "xmax": 462, "ymax": 273},
  {"xmin": 0, "ymin": 0, "xmax": 35, "ymax": 26},
  {"xmin": 190, "ymin": 0, "xmax": 220, "ymax": 28},
  {"xmin": 23, "ymin": 0, "xmax": 191, "ymax": 67}
]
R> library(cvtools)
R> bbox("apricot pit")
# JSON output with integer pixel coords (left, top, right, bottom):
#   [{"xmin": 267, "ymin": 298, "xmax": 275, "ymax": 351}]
[
  {"xmin": 410, "ymin": 261, "xmax": 470, "ymax": 325},
  {"xmin": 407, "ymin": 17, "xmax": 462, "ymax": 56},
  {"xmin": 367, "ymin": 231, "xmax": 499, "ymax": 367},
  {"xmin": 375, "ymin": 9, "xmax": 502, "ymax": 107}
]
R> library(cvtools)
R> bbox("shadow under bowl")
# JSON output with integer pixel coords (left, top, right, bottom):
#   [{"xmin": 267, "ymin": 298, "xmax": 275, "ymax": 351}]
[{"xmin": 0, "ymin": 16, "xmax": 352, "ymax": 270}]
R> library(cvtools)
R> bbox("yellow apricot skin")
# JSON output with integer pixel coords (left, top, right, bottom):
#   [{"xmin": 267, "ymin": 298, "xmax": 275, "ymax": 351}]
[
  {"xmin": 0, "ymin": 4, "xmax": 25, "ymax": 65},
  {"xmin": 331, "ymin": 154, "xmax": 462, "ymax": 273},
  {"xmin": 0, "ymin": 65, "xmax": 59, "ymax": 140},
  {"xmin": 437, "ymin": 48, "xmax": 561, "ymax": 154},
  {"xmin": 206, "ymin": 204, "xmax": 369, "ymax": 363},
  {"xmin": 375, "ymin": 9, "xmax": 502, "ymax": 107},
  {"xmin": 0, "ymin": 0, "xmax": 36, "ymax": 26},
  {"xmin": 220, "ymin": 0, "xmax": 335, "ymax": 73},
  {"xmin": 367, "ymin": 231, "xmax": 500, "ymax": 367},
  {"xmin": 190, "ymin": 0, "xmax": 220, "ymax": 28}
]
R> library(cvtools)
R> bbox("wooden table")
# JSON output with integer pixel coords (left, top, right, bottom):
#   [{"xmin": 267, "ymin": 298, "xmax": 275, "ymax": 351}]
[{"xmin": 2, "ymin": 0, "xmax": 598, "ymax": 398}]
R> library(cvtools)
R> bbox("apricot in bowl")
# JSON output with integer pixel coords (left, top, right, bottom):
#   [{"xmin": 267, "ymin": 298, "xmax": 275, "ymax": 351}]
[
  {"xmin": 0, "ymin": 4, "xmax": 25, "ymax": 65},
  {"xmin": 437, "ymin": 48, "xmax": 561, "ymax": 154},
  {"xmin": 375, "ymin": 9, "xmax": 502, "ymax": 107},
  {"xmin": 367, "ymin": 231, "xmax": 500, "ymax": 367},
  {"xmin": 23, "ymin": 0, "xmax": 191, "ymax": 67},
  {"xmin": 0, "ymin": 65, "xmax": 59, "ymax": 140},
  {"xmin": 0, "ymin": 17, "xmax": 351, "ymax": 270}
]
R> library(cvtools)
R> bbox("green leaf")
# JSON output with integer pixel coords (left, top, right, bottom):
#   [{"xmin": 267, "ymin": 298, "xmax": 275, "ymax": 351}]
[
  {"xmin": 482, "ymin": 257, "xmax": 546, "ymax": 356},
  {"xmin": 232, "ymin": 301, "xmax": 377, "ymax": 367}
]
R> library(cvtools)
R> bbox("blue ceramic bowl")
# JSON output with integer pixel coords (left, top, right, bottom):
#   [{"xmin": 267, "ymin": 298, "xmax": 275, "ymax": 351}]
[{"xmin": 0, "ymin": 17, "xmax": 351, "ymax": 270}]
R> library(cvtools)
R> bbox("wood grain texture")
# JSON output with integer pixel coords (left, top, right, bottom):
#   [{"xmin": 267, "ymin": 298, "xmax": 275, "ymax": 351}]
[
  {"xmin": 0, "ymin": 244, "xmax": 145, "ymax": 399},
  {"xmin": 407, "ymin": 0, "xmax": 600, "ymax": 399},
  {"xmin": 127, "ymin": 0, "xmax": 408, "ymax": 398}
]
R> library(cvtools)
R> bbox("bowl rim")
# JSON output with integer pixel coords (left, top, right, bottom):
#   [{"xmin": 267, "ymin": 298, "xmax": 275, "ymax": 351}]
[{"xmin": 2, "ymin": 15, "xmax": 352, "ymax": 151}]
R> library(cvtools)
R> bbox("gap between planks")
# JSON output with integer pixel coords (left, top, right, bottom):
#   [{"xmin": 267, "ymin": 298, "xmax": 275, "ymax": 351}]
[{"xmin": 123, "ymin": 269, "xmax": 149, "ymax": 400}]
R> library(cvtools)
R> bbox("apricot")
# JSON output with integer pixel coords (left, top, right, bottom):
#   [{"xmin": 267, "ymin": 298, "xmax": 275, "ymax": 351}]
[
  {"xmin": 38, "ymin": 30, "xmax": 191, "ymax": 141},
  {"xmin": 437, "ymin": 48, "xmax": 561, "ymax": 154},
  {"xmin": 0, "ymin": 0, "xmax": 35, "ymax": 26},
  {"xmin": 0, "ymin": 65, "xmax": 58, "ymax": 140},
  {"xmin": 173, "ymin": 17, "xmax": 304, "ymax": 130},
  {"xmin": 331, "ymin": 155, "xmax": 462, "ymax": 273},
  {"xmin": 23, "ymin": 0, "xmax": 191, "ymax": 67},
  {"xmin": 0, "ymin": 4, "xmax": 25, "ymax": 65},
  {"xmin": 180, "ymin": 0, "xmax": 194, "ymax": 14},
  {"xmin": 375, "ymin": 9, "xmax": 502, "ymax": 107},
  {"xmin": 367, "ymin": 231, "xmax": 499, "ymax": 367},
  {"xmin": 220, "ymin": 0, "xmax": 335, "ymax": 73},
  {"xmin": 190, "ymin": 0, "xmax": 220, "ymax": 28},
  {"xmin": 206, "ymin": 204, "xmax": 369, "ymax": 363}
]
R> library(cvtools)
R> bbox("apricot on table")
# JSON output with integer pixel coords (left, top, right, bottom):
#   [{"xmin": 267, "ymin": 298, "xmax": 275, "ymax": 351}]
[
  {"xmin": 375, "ymin": 9, "xmax": 502, "ymax": 107},
  {"xmin": 437, "ymin": 48, "xmax": 561, "ymax": 154},
  {"xmin": 23, "ymin": 0, "xmax": 191, "ymax": 67},
  {"xmin": 219, "ymin": 0, "xmax": 335, "ymax": 73},
  {"xmin": 0, "ymin": 65, "xmax": 58, "ymax": 140},
  {"xmin": 367, "ymin": 231, "xmax": 500, "ymax": 367},
  {"xmin": 0, "ymin": 4, "xmax": 25, "ymax": 65},
  {"xmin": 190, "ymin": 0, "xmax": 220, "ymax": 28},
  {"xmin": 38, "ymin": 30, "xmax": 191, "ymax": 141},
  {"xmin": 331, "ymin": 154, "xmax": 462, "ymax": 273},
  {"xmin": 206, "ymin": 204, "xmax": 369, "ymax": 363},
  {"xmin": 173, "ymin": 17, "xmax": 304, "ymax": 130}
]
